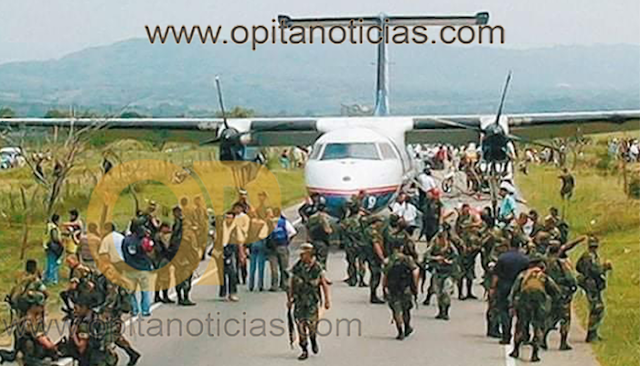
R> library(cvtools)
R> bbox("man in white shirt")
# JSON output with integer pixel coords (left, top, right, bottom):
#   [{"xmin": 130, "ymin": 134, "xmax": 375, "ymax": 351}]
[
  {"xmin": 98, "ymin": 222, "xmax": 125, "ymax": 271},
  {"xmin": 390, "ymin": 193, "xmax": 419, "ymax": 235},
  {"xmin": 416, "ymin": 166, "xmax": 437, "ymax": 207}
]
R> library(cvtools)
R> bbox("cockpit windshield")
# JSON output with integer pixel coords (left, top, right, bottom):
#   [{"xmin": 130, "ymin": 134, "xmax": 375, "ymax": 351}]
[{"xmin": 320, "ymin": 143, "xmax": 380, "ymax": 160}]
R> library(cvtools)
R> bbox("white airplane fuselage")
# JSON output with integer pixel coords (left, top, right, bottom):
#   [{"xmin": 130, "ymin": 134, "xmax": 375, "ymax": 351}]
[{"xmin": 304, "ymin": 117, "xmax": 415, "ymax": 216}]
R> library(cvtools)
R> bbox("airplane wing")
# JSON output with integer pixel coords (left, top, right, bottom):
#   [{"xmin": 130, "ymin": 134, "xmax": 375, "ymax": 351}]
[
  {"xmin": 408, "ymin": 110, "xmax": 640, "ymax": 145},
  {"xmin": 0, "ymin": 117, "xmax": 322, "ymax": 146},
  {"xmin": 2, "ymin": 110, "xmax": 638, "ymax": 147}
]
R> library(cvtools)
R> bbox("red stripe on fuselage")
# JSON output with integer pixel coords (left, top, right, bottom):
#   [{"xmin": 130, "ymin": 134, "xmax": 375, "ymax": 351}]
[{"xmin": 307, "ymin": 185, "xmax": 399, "ymax": 196}]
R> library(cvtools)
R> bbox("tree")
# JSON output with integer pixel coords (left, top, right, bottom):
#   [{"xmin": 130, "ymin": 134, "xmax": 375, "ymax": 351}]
[
  {"xmin": 120, "ymin": 111, "xmax": 148, "ymax": 118},
  {"xmin": 44, "ymin": 109, "xmax": 72, "ymax": 118},
  {"xmin": 1, "ymin": 118, "xmax": 107, "ymax": 217},
  {"xmin": 0, "ymin": 107, "xmax": 16, "ymax": 118},
  {"xmin": 217, "ymin": 106, "xmax": 255, "ymax": 118}
]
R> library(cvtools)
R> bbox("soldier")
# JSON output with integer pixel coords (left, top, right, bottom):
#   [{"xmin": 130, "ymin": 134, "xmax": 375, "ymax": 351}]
[
  {"xmin": 363, "ymin": 216, "xmax": 386, "ymax": 304},
  {"xmin": 558, "ymin": 168, "xmax": 575, "ymax": 200},
  {"xmin": 305, "ymin": 198, "xmax": 333, "ymax": 271},
  {"xmin": 419, "ymin": 189, "xmax": 444, "ymax": 242},
  {"xmin": 549, "ymin": 207, "xmax": 570, "ymax": 244},
  {"xmin": 287, "ymin": 243, "xmax": 331, "ymax": 361},
  {"xmin": 481, "ymin": 228, "xmax": 509, "ymax": 338},
  {"xmin": 383, "ymin": 240, "xmax": 420, "ymax": 340},
  {"xmin": 454, "ymin": 204, "xmax": 482, "ymax": 300},
  {"xmin": 152, "ymin": 222, "xmax": 175, "ymax": 304},
  {"xmin": 173, "ymin": 204, "xmax": 198, "ymax": 307},
  {"xmin": 424, "ymin": 230, "xmax": 459, "ymax": 320},
  {"xmin": 97, "ymin": 271, "xmax": 141, "ymax": 366},
  {"xmin": 528, "ymin": 210, "xmax": 544, "ymax": 238},
  {"xmin": 508, "ymin": 258, "xmax": 560, "ymax": 363},
  {"xmin": 542, "ymin": 235, "xmax": 586, "ymax": 350},
  {"xmin": 576, "ymin": 237, "xmax": 612, "ymax": 342},
  {"xmin": 340, "ymin": 202, "xmax": 363, "ymax": 286},
  {"xmin": 0, "ymin": 291, "xmax": 59, "ymax": 366}
]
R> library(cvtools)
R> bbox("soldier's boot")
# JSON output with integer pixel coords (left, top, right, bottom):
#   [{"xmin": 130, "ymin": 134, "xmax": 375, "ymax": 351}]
[
  {"xmin": 403, "ymin": 313, "xmax": 413, "ymax": 337},
  {"xmin": 181, "ymin": 289, "xmax": 196, "ymax": 306},
  {"xmin": 530, "ymin": 344, "xmax": 541, "ymax": 363},
  {"xmin": 124, "ymin": 346, "xmax": 141, "ymax": 366},
  {"xmin": 457, "ymin": 280, "xmax": 465, "ymax": 300},
  {"xmin": 370, "ymin": 292, "xmax": 384, "ymax": 304},
  {"xmin": 422, "ymin": 292, "xmax": 433, "ymax": 306},
  {"xmin": 486, "ymin": 317, "xmax": 501, "ymax": 338},
  {"xmin": 161, "ymin": 290, "xmax": 175, "ymax": 304},
  {"xmin": 585, "ymin": 330, "xmax": 598, "ymax": 343},
  {"xmin": 298, "ymin": 345, "xmax": 309, "ymax": 361},
  {"xmin": 508, "ymin": 342, "xmax": 520, "ymax": 359},
  {"xmin": 395, "ymin": 324, "xmax": 405, "ymax": 340},
  {"xmin": 358, "ymin": 273, "xmax": 367, "ymax": 287},
  {"xmin": 0, "ymin": 349, "xmax": 17, "ymax": 364},
  {"xmin": 559, "ymin": 333, "xmax": 572, "ymax": 351},
  {"xmin": 310, "ymin": 336, "xmax": 319, "ymax": 354},
  {"xmin": 442, "ymin": 305, "xmax": 450, "ymax": 321},
  {"xmin": 539, "ymin": 328, "xmax": 550, "ymax": 350},
  {"xmin": 435, "ymin": 306, "xmax": 443, "ymax": 319},
  {"xmin": 466, "ymin": 279, "xmax": 477, "ymax": 300}
]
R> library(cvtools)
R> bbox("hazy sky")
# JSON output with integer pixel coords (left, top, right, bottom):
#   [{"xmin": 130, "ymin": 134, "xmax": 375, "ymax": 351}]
[{"xmin": 1, "ymin": 0, "xmax": 638, "ymax": 65}]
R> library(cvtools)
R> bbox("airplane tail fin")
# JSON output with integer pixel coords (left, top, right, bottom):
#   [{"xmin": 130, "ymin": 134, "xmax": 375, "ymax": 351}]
[{"xmin": 278, "ymin": 12, "xmax": 489, "ymax": 116}]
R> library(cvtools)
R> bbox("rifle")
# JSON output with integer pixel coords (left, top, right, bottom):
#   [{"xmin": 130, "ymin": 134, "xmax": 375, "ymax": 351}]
[{"xmin": 287, "ymin": 308, "xmax": 295, "ymax": 349}]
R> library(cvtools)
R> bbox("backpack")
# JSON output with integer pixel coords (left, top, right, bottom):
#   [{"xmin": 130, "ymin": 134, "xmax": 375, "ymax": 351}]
[
  {"xmin": 7, "ymin": 275, "xmax": 44, "ymax": 314},
  {"xmin": 387, "ymin": 259, "xmax": 414, "ymax": 295},
  {"xmin": 270, "ymin": 217, "xmax": 289, "ymax": 246},
  {"xmin": 522, "ymin": 268, "xmax": 545, "ymax": 293}
]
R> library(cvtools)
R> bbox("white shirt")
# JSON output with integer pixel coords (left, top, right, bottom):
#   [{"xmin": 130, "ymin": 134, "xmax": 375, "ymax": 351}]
[
  {"xmin": 284, "ymin": 218, "xmax": 297, "ymax": 239},
  {"xmin": 98, "ymin": 231, "xmax": 125, "ymax": 263},
  {"xmin": 390, "ymin": 201, "xmax": 419, "ymax": 226},
  {"xmin": 417, "ymin": 173, "xmax": 437, "ymax": 193}
]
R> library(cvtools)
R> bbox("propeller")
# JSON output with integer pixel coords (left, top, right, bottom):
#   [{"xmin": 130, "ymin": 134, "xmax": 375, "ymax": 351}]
[{"xmin": 428, "ymin": 71, "xmax": 559, "ymax": 159}]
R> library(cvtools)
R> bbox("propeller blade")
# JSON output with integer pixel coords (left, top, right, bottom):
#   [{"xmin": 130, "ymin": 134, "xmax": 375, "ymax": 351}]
[
  {"xmin": 199, "ymin": 136, "xmax": 222, "ymax": 146},
  {"xmin": 215, "ymin": 76, "xmax": 229, "ymax": 130},
  {"xmin": 427, "ymin": 117, "xmax": 483, "ymax": 132},
  {"xmin": 494, "ymin": 71, "xmax": 512, "ymax": 125}
]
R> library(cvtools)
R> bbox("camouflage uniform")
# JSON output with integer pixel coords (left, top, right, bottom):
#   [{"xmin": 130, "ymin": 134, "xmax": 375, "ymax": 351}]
[
  {"xmin": 508, "ymin": 264, "xmax": 560, "ymax": 363},
  {"xmin": 482, "ymin": 229, "xmax": 509, "ymax": 337},
  {"xmin": 363, "ymin": 224, "xmax": 385, "ymax": 303},
  {"xmin": 543, "ymin": 246, "xmax": 577, "ymax": 350},
  {"xmin": 290, "ymin": 259, "xmax": 324, "ymax": 351},
  {"xmin": 306, "ymin": 212, "xmax": 332, "ymax": 269},
  {"xmin": 341, "ymin": 211, "xmax": 364, "ymax": 286},
  {"xmin": 1, "ymin": 290, "xmax": 58, "ymax": 366},
  {"xmin": 424, "ymin": 236, "xmax": 459, "ymax": 320},
  {"xmin": 576, "ymin": 243, "xmax": 611, "ymax": 342},
  {"xmin": 455, "ymin": 214, "xmax": 482, "ymax": 299},
  {"xmin": 384, "ymin": 250, "xmax": 418, "ymax": 339}
]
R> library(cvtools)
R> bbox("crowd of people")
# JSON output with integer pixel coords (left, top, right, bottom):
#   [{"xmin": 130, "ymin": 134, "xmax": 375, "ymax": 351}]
[
  {"xmin": 1, "ymin": 188, "xmax": 300, "ymax": 365},
  {"xmin": 1, "ymin": 154, "xmax": 614, "ymax": 365},
  {"xmin": 291, "ymin": 163, "xmax": 612, "ymax": 363}
]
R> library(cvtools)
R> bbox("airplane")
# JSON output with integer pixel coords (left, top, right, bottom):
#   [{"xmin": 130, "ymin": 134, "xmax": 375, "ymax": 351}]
[{"xmin": 1, "ymin": 11, "xmax": 639, "ymax": 218}]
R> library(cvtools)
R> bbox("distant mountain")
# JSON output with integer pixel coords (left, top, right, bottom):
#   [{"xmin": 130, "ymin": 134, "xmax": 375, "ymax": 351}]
[{"xmin": 0, "ymin": 39, "xmax": 638, "ymax": 117}]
